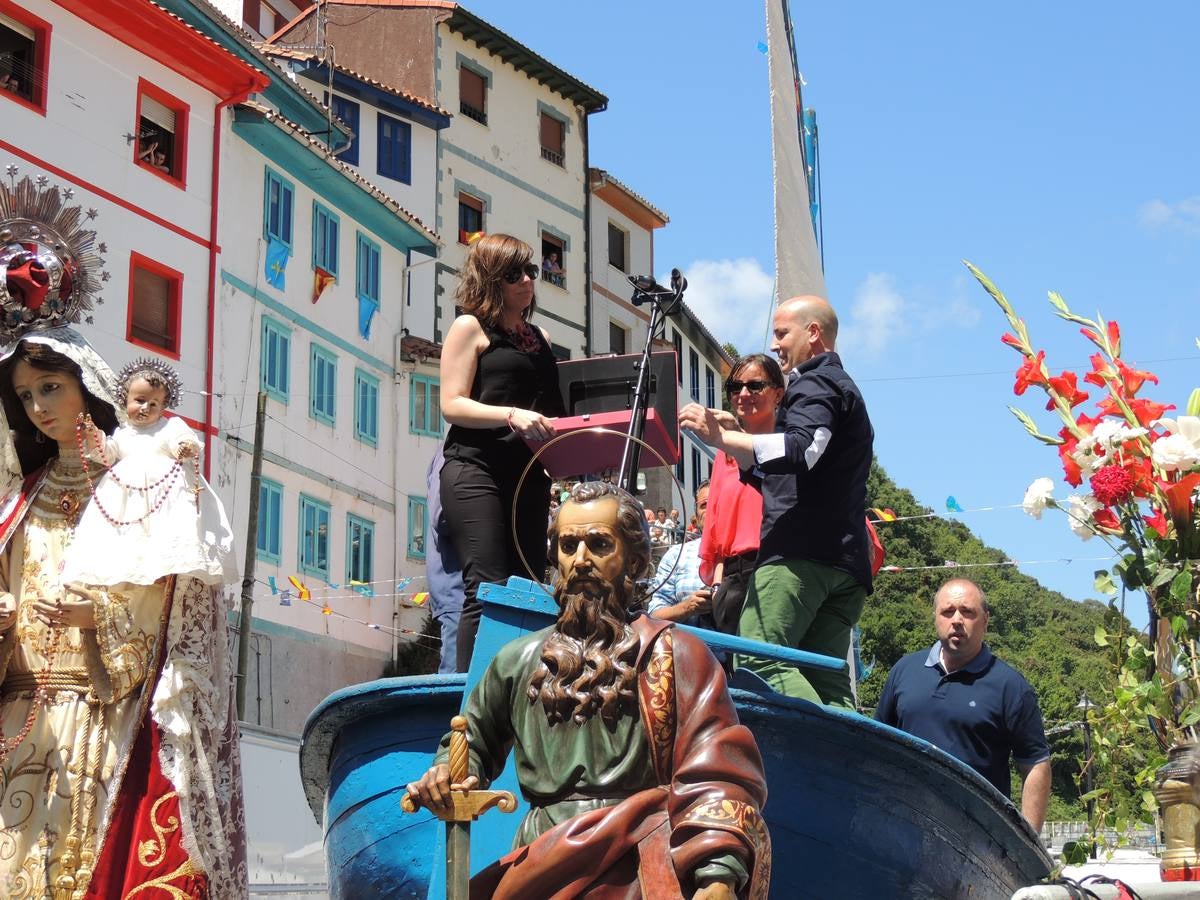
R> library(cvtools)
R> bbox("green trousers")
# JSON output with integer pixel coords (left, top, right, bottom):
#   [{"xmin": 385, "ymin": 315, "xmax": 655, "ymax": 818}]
[{"xmin": 736, "ymin": 558, "xmax": 866, "ymax": 709}]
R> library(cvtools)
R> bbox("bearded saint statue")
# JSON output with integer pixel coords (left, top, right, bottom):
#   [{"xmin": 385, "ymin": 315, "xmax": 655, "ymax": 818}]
[{"xmin": 406, "ymin": 481, "xmax": 771, "ymax": 900}]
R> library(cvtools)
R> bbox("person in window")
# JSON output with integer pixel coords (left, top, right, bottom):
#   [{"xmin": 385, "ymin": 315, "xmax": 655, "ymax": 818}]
[{"xmin": 439, "ymin": 233, "xmax": 564, "ymax": 671}]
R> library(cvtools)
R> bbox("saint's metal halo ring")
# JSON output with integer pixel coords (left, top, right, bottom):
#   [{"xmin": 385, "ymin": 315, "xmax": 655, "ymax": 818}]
[{"xmin": 512, "ymin": 426, "xmax": 690, "ymax": 601}]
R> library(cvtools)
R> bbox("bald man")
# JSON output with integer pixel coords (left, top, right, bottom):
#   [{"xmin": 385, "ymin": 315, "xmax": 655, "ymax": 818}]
[{"xmin": 680, "ymin": 296, "xmax": 874, "ymax": 708}]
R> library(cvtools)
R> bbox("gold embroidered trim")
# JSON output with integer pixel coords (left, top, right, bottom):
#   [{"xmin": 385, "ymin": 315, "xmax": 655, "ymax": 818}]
[
  {"xmin": 681, "ymin": 799, "xmax": 773, "ymax": 900},
  {"xmin": 639, "ymin": 628, "xmax": 675, "ymax": 785},
  {"xmin": 121, "ymin": 857, "xmax": 202, "ymax": 899},
  {"xmin": 136, "ymin": 791, "xmax": 181, "ymax": 868}
]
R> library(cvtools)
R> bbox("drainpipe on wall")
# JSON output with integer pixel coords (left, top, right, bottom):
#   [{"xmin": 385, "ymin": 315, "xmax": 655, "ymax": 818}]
[
  {"xmin": 580, "ymin": 108, "xmax": 593, "ymax": 357},
  {"xmin": 205, "ymin": 79, "xmax": 266, "ymax": 478}
]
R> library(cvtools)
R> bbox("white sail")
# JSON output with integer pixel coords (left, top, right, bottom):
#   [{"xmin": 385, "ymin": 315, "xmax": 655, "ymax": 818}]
[{"xmin": 767, "ymin": 0, "xmax": 825, "ymax": 304}]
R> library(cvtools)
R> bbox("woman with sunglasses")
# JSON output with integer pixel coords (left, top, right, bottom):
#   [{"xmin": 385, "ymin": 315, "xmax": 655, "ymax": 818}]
[
  {"xmin": 440, "ymin": 234, "xmax": 565, "ymax": 670},
  {"xmin": 696, "ymin": 354, "xmax": 786, "ymax": 634}
]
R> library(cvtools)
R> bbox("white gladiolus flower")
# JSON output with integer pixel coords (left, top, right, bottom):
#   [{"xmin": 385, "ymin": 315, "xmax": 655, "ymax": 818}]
[
  {"xmin": 1065, "ymin": 494, "xmax": 1102, "ymax": 541},
  {"xmin": 1152, "ymin": 417, "xmax": 1200, "ymax": 473},
  {"xmin": 1022, "ymin": 477, "xmax": 1056, "ymax": 520}
]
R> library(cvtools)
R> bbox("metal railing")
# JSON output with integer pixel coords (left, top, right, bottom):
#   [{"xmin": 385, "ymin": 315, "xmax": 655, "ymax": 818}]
[
  {"xmin": 459, "ymin": 102, "xmax": 487, "ymax": 125},
  {"xmin": 540, "ymin": 146, "xmax": 564, "ymax": 166}
]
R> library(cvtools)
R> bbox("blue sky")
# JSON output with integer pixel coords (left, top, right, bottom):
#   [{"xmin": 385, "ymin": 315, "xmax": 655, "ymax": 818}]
[{"xmin": 466, "ymin": 1, "xmax": 1200, "ymax": 624}]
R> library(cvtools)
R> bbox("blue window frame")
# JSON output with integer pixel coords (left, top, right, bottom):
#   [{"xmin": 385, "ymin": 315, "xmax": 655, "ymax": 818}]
[
  {"xmin": 310, "ymin": 343, "xmax": 337, "ymax": 425},
  {"xmin": 331, "ymin": 95, "xmax": 360, "ymax": 165},
  {"xmin": 312, "ymin": 202, "xmax": 339, "ymax": 277},
  {"xmin": 299, "ymin": 495, "xmax": 331, "ymax": 579},
  {"xmin": 256, "ymin": 478, "xmax": 282, "ymax": 564},
  {"xmin": 689, "ymin": 348, "xmax": 700, "ymax": 402},
  {"xmin": 377, "ymin": 112, "xmax": 412, "ymax": 183},
  {"xmin": 346, "ymin": 514, "xmax": 374, "ymax": 584},
  {"xmin": 354, "ymin": 369, "xmax": 379, "ymax": 446},
  {"xmin": 409, "ymin": 375, "xmax": 441, "ymax": 437},
  {"xmin": 356, "ymin": 233, "xmax": 381, "ymax": 305},
  {"xmin": 260, "ymin": 316, "xmax": 290, "ymax": 402},
  {"xmin": 407, "ymin": 496, "xmax": 427, "ymax": 561},
  {"xmin": 705, "ymin": 367, "xmax": 715, "ymax": 408},
  {"xmin": 263, "ymin": 168, "xmax": 294, "ymax": 248}
]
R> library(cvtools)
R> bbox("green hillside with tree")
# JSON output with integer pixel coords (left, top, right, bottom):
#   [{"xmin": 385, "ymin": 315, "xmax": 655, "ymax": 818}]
[{"xmin": 860, "ymin": 460, "xmax": 1121, "ymax": 820}]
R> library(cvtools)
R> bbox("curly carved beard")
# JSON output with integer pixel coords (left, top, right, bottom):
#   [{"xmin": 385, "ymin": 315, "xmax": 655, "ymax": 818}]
[{"xmin": 526, "ymin": 576, "xmax": 640, "ymax": 729}]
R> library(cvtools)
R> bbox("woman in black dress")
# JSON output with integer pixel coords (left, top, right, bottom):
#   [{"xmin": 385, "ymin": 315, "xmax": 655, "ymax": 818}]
[{"xmin": 439, "ymin": 234, "xmax": 564, "ymax": 670}]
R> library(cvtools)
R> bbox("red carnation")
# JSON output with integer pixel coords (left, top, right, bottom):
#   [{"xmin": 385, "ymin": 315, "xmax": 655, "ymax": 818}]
[{"xmin": 1090, "ymin": 465, "xmax": 1135, "ymax": 507}]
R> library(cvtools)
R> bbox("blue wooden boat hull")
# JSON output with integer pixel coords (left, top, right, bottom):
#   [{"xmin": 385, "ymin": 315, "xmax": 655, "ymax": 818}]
[{"xmin": 300, "ymin": 580, "xmax": 1051, "ymax": 899}]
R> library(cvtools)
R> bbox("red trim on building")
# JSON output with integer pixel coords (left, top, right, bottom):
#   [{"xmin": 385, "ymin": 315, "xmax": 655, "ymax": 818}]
[
  {"xmin": 0, "ymin": 0, "xmax": 52, "ymax": 115},
  {"xmin": 51, "ymin": 0, "xmax": 266, "ymax": 99},
  {"xmin": 133, "ymin": 78, "xmax": 190, "ymax": 189},
  {"xmin": 127, "ymin": 251, "xmax": 183, "ymax": 361},
  {"xmin": 0, "ymin": 138, "xmax": 214, "ymax": 249}
]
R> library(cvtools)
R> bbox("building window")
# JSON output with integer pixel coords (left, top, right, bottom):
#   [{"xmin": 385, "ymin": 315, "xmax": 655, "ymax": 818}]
[
  {"xmin": 691, "ymin": 447, "xmax": 702, "ymax": 493},
  {"xmin": 458, "ymin": 192, "xmax": 484, "ymax": 244},
  {"xmin": 676, "ymin": 454, "xmax": 684, "ymax": 485},
  {"xmin": 299, "ymin": 495, "xmax": 331, "ymax": 579},
  {"xmin": 134, "ymin": 79, "xmax": 188, "ymax": 184},
  {"xmin": 541, "ymin": 233, "xmax": 565, "ymax": 289},
  {"xmin": 331, "ymin": 94, "xmax": 359, "ymax": 165},
  {"xmin": 377, "ymin": 112, "xmax": 411, "ymax": 184},
  {"xmin": 609, "ymin": 321, "xmax": 628, "ymax": 356},
  {"xmin": 407, "ymin": 496, "xmax": 427, "ymax": 560},
  {"xmin": 354, "ymin": 369, "xmax": 379, "ymax": 446},
  {"xmin": 312, "ymin": 202, "xmax": 339, "ymax": 277},
  {"xmin": 256, "ymin": 478, "xmax": 282, "ymax": 564},
  {"xmin": 0, "ymin": 6, "xmax": 50, "ymax": 113},
  {"xmin": 346, "ymin": 514, "xmax": 374, "ymax": 585},
  {"xmin": 689, "ymin": 348, "xmax": 700, "ymax": 402},
  {"xmin": 410, "ymin": 375, "xmax": 442, "ymax": 437},
  {"xmin": 245, "ymin": 0, "xmax": 287, "ymax": 36},
  {"xmin": 705, "ymin": 366, "xmax": 715, "ymax": 408},
  {"xmin": 459, "ymin": 66, "xmax": 486, "ymax": 125},
  {"xmin": 309, "ymin": 343, "xmax": 337, "ymax": 426},
  {"xmin": 607, "ymin": 222, "xmax": 627, "ymax": 272},
  {"xmin": 356, "ymin": 232, "xmax": 380, "ymax": 305},
  {"xmin": 539, "ymin": 111, "xmax": 565, "ymax": 167},
  {"xmin": 260, "ymin": 316, "xmax": 291, "ymax": 402},
  {"xmin": 672, "ymin": 330, "xmax": 683, "ymax": 384},
  {"xmin": 127, "ymin": 252, "xmax": 181, "ymax": 358},
  {"xmin": 263, "ymin": 167, "xmax": 294, "ymax": 249}
]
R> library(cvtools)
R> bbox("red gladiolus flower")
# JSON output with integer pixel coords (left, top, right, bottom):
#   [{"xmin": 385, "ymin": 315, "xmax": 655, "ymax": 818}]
[
  {"xmin": 1162, "ymin": 472, "xmax": 1200, "ymax": 533},
  {"xmin": 1092, "ymin": 507, "xmax": 1122, "ymax": 532},
  {"xmin": 1114, "ymin": 359, "xmax": 1158, "ymax": 397},
  {"xmin": 1083, "ymin": 353, "xmax": 1112, "ymax": 389},
  {"xmin": 1058, "ymin": 433, "xmax": 1083, "ymax": 486},
  {"xmin": 1083, "ymin": 321, "xmax": 1122, "ymax": 355},
  {"xmin": 1122, "ymin": 456, "xmax": 1157, "ymax": 499},
  {"xmin": 1014, "ymin": 351, "xmax": 1048, "ymax": 395},
  {"xmin": 1001, "ymin": 332, "xmax": 1023, "ymax": 350},
  {"xmin": 1144, "ymin": 508, "xmax": 1170, "ymax": 539},
  {"xmin": 1090, "ymin": 465, "xmax": 1136, "ymax": 507},
  {"xmin": 1046, "ymin": 371, "xmax": 1089, "ymax": 409}
]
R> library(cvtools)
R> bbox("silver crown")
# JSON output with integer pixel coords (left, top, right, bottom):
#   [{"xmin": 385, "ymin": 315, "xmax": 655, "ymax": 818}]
[
  {"xmin": 116, "ymin": 356, "xmax": 184, "ymax": 409},
  {"xmin": 0, "ymin": 168, "xmax": 107, "ymax": 345}
]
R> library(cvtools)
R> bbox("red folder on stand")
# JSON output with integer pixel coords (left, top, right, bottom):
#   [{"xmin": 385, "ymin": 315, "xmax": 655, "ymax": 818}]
[{"xmin": 523, "ymin": 409, "xmax": 679, "ymax": 479}]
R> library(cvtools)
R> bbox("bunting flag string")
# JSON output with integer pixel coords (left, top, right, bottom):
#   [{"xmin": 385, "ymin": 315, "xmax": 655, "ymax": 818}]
[
  {"xmin": 876, "ymin": 554, "xmax": 1116, "ymax": 575},
  {"xmin": 246, "ymin": 583, "xmax": 443, "ymax": 650},
  {"xmin": 867, "ymin": 502, "xmax": 1024, "ymax": 524}
]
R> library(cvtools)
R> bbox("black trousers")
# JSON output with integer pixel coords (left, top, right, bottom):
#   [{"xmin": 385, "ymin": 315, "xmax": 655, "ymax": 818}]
[
  {"xmin": 712, "ymin": 551, "xmax": 757, "ymax": 635},
  {"xmin": 440, "ymin": 456, "xmax": 549, "ymax": 672}
]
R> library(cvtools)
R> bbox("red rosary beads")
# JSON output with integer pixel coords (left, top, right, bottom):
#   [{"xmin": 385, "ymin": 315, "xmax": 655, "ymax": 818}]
[{"xmin": 75, "ymin": 414, "xmax": 189, "ymax": 528}]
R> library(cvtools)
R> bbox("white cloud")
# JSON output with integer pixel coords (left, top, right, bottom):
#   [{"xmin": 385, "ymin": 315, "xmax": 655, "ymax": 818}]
[
  {"xmin": 838, "ymin": 272, "xmax": 907, "ymax": 358},
  {"xmin": 671, "ymin": 257, "xmax": 774, "ymax": 357},
  {"xmin": 1139, "ymin": 196, "xmax": 1200, "ymax": 233}
]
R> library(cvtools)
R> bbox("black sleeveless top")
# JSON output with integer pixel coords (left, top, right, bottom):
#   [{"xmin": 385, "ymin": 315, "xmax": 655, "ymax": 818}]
[{"xmin": 442, "ymin": 321, "xmax": 566, "ymax": 475}]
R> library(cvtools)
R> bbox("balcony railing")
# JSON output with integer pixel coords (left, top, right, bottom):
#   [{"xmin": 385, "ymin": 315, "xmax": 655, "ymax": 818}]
[
  {"xmin": 541, "ymin": 270, "xmax": 565, "ymax": 289},
  {"xmin": 540, "ymin": 146, "xmax": 564, "ymax": 167},
  {"xmin": 460, "ymin": 102, "xmax": 487, "ymax": 125}
]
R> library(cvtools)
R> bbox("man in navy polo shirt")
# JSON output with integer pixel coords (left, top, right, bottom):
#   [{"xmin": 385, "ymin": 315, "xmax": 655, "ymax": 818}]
[{"xmin": 875, "ymin": 578, "xmax": 1051, "ymax": 831}]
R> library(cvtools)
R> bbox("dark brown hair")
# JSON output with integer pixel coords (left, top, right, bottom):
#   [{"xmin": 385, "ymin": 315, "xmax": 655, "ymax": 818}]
[
  {"xmin": 728, "ymin": 352, "xmax": 786, "ymax": 390},
  {"xmin": 454, "ymin": 233, "xmax": 536, "ymax": 328},
  {"xmin": 0, "ymin": 340, "xmax": 120, "ymax": 475}
]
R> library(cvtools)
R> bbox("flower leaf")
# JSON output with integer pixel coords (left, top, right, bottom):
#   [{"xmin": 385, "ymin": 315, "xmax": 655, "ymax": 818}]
[
  {"xmin": 1094, "ymin": 624, "xmax": 1110, "ymax": 647},
  {"xmin": 1187, "ymin": 387, "xmax": 1200, "ymax": 418},
  {"xmin": 1008, "ymin": 406, "xmax": 1065, "ymax": 445},
  {"xmin": 1047, "ymin": 291, "xmax": 1095, "ymax": 328},
  {"xmin": 1094, "ymin": 570, "xmax": 1118, "ymax": 597},
  {"xmin": 1170, "ymin": 570, "xmax": 1194, "ymax": 604},
  {"xmin": 963, "ymin": 261, "xmax": 1017, "ymax": 319}
]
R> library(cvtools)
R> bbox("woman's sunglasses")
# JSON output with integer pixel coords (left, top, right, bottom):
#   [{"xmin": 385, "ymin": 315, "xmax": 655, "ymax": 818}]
[
  {"xmin": 725, "ymin": 379, "xmax": 773, "ymax": 395},
  {"xmin": 502, "ymin": 263, "xmax": 541, "ymax": 284}
]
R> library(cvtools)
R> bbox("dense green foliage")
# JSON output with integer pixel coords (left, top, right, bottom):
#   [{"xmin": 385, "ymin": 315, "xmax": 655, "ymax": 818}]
[{"xmin": 860, "ymin": 460, "xmax": 1121, "ymax": 817}]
